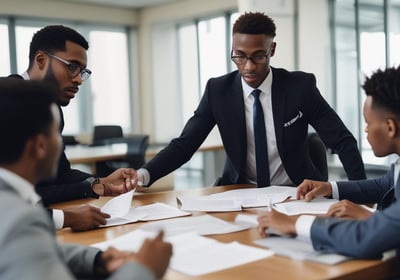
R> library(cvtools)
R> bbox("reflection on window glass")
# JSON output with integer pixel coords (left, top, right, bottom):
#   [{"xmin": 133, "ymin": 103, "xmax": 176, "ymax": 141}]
[
  {"xmin": 332, "ymin": 0, "xmax": 397, "ymax": 165},
  {"xmin": 178, "ymin": 24, "xmax": 200, "ymax": 122},
  {"xmin": 89, "ymin": 30, "xmax": 130, "ymax": 131},
  {"xmin": 198, "ymin": 17, "xmax": 227, "ymax": 92},
  {"xmin": 0, "ymin": 24, "xmax": 10, "ymax": 76}
]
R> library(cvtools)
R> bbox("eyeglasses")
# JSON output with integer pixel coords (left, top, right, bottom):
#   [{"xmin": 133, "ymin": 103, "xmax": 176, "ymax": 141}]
[
  {"xmin": 231, "ymin": 50, "xmax": 271, "ymax": 65},
  {"xmin": 43, "ymin": 51, "xmax": 92, "ymax": 81}
]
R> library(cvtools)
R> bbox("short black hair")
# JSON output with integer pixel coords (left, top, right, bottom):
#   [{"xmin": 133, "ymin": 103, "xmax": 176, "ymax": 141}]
[
  {"xmin": 28, "ymin": 25, "xmax": 89, "ymax": 69},
  {"xmin": 232, "ymin": 12, "xmax": 276, "ymax": 37},
  {"xmin": 0, "ymin": 78, "xmax": 58, "ymax": 164},
  {"xmin": 362, "ymin": 66, "xmax": 400, "ymax": 116}
]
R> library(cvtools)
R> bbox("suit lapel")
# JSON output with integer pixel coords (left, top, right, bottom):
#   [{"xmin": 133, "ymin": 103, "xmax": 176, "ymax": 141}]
[
  {"xmin": 270, "ymin": 68, "xmax": 288, "ymax": 155},
  {"xmin": 230, "ymin": 73, "xmax": 248, "ymax": 171}
]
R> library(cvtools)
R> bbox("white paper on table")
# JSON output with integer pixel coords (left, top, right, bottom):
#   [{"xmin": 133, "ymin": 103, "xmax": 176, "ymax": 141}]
[
  {"xmin": 140, "ymin": 214, "xmax": 251, "ymax": 236},
  {"xmin": 177, "ymin": 186, "xmax": 295, "ymax": 211},
  {"xmin": 101, "ymin": 189, "xmax": 135, "ymax": 217},
  {"xmin": 103, "ymin": 202, "xmax": 191, "ymax": 227},
  {"xmin": 177, "ymin": 196, "xmax": 242, "ymax": 212},
  {"xmin": 274, "ymin": 197, "xmax": 339, "ymax": 215},
  {"xmin": 91, "ymin": 229, "xmax": 273, "ymax": 276},
  {"xmin": 255, "ymin": 236, "xmax": 350, "ymax": 265}
]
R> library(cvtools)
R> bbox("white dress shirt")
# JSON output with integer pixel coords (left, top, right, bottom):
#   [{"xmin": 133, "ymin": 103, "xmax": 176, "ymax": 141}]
[{"xmin": 242, "ymin": 69, "xmax": 293, "ymax": 186}]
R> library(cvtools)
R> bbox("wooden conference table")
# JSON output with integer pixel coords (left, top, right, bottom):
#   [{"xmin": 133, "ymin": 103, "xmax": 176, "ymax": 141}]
[{"xmin": 55, "ymin": 185, "xmax": 399, "ymax": 280}]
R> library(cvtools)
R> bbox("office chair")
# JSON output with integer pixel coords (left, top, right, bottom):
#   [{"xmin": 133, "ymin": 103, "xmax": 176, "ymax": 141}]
[
  {"xmin": 213, "ymin": 132, "xmax": 328, "ymax": 186},
  {"xmin": 307, "ymin": 132, "xmax": 328, "ymax": 181},
  {"xmin": 95, "ymin": 134, "xmax": 150, "ymax": 177},
  {"xmin": 91, "ymin": 125, "xmax": 123, "ymax": 146}
]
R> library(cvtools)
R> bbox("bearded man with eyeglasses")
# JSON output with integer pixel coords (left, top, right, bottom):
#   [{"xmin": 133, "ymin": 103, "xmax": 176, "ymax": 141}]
[{"xmin": 9, "ymin": 25, "xmax": 136, "ymax": 232}]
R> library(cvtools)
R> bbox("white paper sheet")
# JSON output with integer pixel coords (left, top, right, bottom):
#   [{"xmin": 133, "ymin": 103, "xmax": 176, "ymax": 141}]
[
  {"xmin": 103, "ymin": 202, "xmax": 191, "ymax": 227},
  {"xmin": 140, "ymin": 214, "xmax": 251, "ymax": 235},
  {"xmin": 274, "ymin": 197, "xmax": 339, "ymax": 215},
  {"xmin": 101, "ymin": 189, "xmax": 135, "ymax": 217},
  {"xmin": 91, "ymin": 229, "xmax": 273, "ymax": 276},
  {"xmin": 177, "ymin": 186, "xmax": 295, "ymax": 212},
  {"xmin": 255, "ymin": 236, "xmax": 350, "ymax": 265}
]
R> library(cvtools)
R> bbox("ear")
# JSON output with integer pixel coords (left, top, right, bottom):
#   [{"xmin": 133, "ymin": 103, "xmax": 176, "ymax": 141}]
[
  {"xmin": 34, "ymin": 51, "xmax": 48, "ymax": 71},
  {"xmin": 270, "ymin": 42, "xmax": 277, "ymax": 57},
  {"xmin": 27, "ymin": 134, "xmax": 48, "ymax": 160},
  {"xmin": 386, "ymin": 118, "xmax": 398, "ymax": 138}
]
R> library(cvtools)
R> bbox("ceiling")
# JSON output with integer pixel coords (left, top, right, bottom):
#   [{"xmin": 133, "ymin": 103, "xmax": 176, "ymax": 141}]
[{"xmin": 59, "ymin": 0, "xmax": 179, "ymax": 9}]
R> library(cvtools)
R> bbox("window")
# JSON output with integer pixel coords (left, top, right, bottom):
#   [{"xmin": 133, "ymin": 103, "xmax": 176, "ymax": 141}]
[
  {"xmin": 0, "ymin": 22, "xmax": 10, "ymax": 76},
  {"xmin": 331, "ymin": 0, "xmax": 400, "ymax": 165}
]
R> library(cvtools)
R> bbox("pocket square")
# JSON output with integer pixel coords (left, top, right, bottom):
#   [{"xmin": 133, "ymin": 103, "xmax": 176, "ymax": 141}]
[{"xmin": 284, "ymin": 111, "xmax": 303, "ymax": 127}]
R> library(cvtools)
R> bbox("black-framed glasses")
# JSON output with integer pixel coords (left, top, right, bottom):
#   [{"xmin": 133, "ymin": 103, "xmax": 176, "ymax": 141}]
[
  {"xmin": 231, "ymin": 50, "xmax": 271, "ymax": 65},
  {"xmin": 43, "ymin": 51, "xmax": 92, "ymax": 81}
]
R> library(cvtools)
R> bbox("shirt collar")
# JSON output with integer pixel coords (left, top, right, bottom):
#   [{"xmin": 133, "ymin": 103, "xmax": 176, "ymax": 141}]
[
  {"xmin": 21, "ymin": 71, "xmax": 30, "ymax": 80},
  {"xmin": 241, "ymin": 67, "xmax": 273, "ymax": 98},
  {"xmin": 0, "ymin": 168, "xmax": 41, "ymax": 205}
]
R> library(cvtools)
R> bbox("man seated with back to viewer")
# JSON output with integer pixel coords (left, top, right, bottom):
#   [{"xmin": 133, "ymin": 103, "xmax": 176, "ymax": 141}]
[
  {"xmin": 258, "ymin": 66, "xmax": 400, "ymax": 259},
  {"xmin": 9, "ymin": 25, "xmax": 136, "ymax": 231},
  {"xmin": 134, "ymin": 12, "xmax": 366, "ymax": 190},
  {"xmin": 0, "ymin": 78, "xmax": 172, "ymax": 280}
]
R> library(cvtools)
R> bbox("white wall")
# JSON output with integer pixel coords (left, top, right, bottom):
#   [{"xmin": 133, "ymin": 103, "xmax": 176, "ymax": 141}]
[{"xmin": 0, "ymin": 0, "xmax": 138, "ymax": 25}]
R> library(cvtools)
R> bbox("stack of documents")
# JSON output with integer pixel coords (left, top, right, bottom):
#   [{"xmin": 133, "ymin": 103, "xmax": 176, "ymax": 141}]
[
  {"xmin": 92, "ymin": 229, "xmax": 273, "ymax": 276},
  {"xmin": 100, "ymin": 190, "xmax": 191, "ymax": 227},
  {"xmin": 177, "ymin": 186, "xmax": 296, "ymax": 212}
]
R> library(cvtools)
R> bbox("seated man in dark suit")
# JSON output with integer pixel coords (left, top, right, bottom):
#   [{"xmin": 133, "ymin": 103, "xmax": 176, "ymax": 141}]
[
  {"xmin": 10, "ymin": 25, "xmax": 136, "ymax": 231},
  {"xmin": 0, "ymin": 78, "xmax": 172, "ymax": 279},
  {"xmin": 135, "ymin": 12, "xmax": 366, "ymax": 190},
  {"xmin": 258, "ymin": 66, "xmax": 400, "ymax": 259}
]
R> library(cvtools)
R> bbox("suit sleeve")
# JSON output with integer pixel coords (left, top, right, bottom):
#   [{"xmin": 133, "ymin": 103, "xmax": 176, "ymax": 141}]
[
  {"xmin": 310, "ymin": 200, "xmax": 400, "ymax": 259},
  {"xmin": 0, "ymin": 193, "xmax": 155, "ymax": 280},
  {"xmin": 336, "ymin": 170, "xmax": 392, "ymax": 204},
  {"xmin": 36, "ymin": 149, "xmax": 98, "ymax": 205}
]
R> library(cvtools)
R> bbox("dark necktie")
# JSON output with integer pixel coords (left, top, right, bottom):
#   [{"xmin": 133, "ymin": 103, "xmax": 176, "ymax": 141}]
[{"xmin": 251, "ymin": 89, "xmax": 270, "ymax": 187}]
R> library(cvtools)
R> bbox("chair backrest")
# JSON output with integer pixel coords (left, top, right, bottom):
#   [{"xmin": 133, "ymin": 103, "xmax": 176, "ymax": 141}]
[
  {"xmin": 124, "ymin": 135, "xmax": 150, "ymax": 169},
  {"xmin": 307, "ymin": 132, "xmax": 328, "ymax": 181},
  {"xmin": 92, "ymin": 125, "xmax": 123, "ymax": 146}
]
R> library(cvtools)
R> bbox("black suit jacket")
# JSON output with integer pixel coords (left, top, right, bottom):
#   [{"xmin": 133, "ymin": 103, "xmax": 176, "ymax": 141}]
[
  {"xmin": 8, "ymin": 74, "xmax": 97, "ymax": 205},
  {"xmin": 143, "ymin": 67, "xmax": 366, "ymax": 186}
]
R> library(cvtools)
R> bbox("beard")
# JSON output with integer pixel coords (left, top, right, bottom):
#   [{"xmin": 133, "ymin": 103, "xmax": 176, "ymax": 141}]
[{"xmin": 43, "ymin": 65, "xmax": 65, "ymax": 106}]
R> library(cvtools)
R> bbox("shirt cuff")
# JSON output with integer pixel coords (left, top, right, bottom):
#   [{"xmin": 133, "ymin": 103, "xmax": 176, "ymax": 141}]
[
  {"xmin": 53, "ymin": 209, "xmax": 64, "ymax": 229},
  {"xmin": 137, "ymin": 168, "xmax": 150, "ymax": 186},
  {"xmin": 330, "ymin": 181, "xmax": 339, "ymax": 199},
  {"xmin": 295, "ymin": 215, "xmax": 315, "ymax": 243}
]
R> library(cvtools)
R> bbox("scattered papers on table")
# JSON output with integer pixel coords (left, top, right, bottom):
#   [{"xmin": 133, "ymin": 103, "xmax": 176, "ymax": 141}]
[
  {"xmin": 255, "ymin": 236, "xmax": 350, "ymax": 265},
  {"xmin": 102, "ymin": 202, "xmax": 191, "ymax": 227},
  {"xmin": 92, "ymin": 229, "xmax": 273, "ymax": 276},
  {"xmin": 274, "ymin": 197, "xmax": 339, "ymax": 215},
  {"xmin": 177, "ymin": 186, "xmax": 296, "ymax": 212},
  {"xmin": 140, "ymin": 214, "xmax": 251, "ymax": 236}
]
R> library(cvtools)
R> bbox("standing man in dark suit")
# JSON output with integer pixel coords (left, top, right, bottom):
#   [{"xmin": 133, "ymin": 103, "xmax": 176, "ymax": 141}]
[
  {"xmin": 11, "ymin": 25, "xmax": 136, "ymax": 231},
  {"xmin": 257, "ymin": 66, "xmax": 400, "ymax": 259},
  {"xmin": 135, "ymin": 12, "xmax": 365, "ymax": 189},
  {"xmin": 0, "ymin": 78, "xmax": 172, "ymax": 280}
]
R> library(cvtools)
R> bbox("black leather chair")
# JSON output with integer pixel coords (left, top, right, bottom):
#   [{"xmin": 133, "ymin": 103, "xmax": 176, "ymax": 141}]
[
  {"xmin": 213, "ymin": 132, "xmax": 328, "ymax": 186},
  {"xmin": 95, "ymin": 134, "xmax": 150, "ymax": 177},
  {"xmin": 91, "ymin": 125, "xmax": 123, "ymax": 146}
]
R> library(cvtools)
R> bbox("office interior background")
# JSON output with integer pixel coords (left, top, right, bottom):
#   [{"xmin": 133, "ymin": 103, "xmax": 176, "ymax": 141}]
[{"xmin": 1, "ymin": 0, "xmax": 399, "ymax": 187}]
